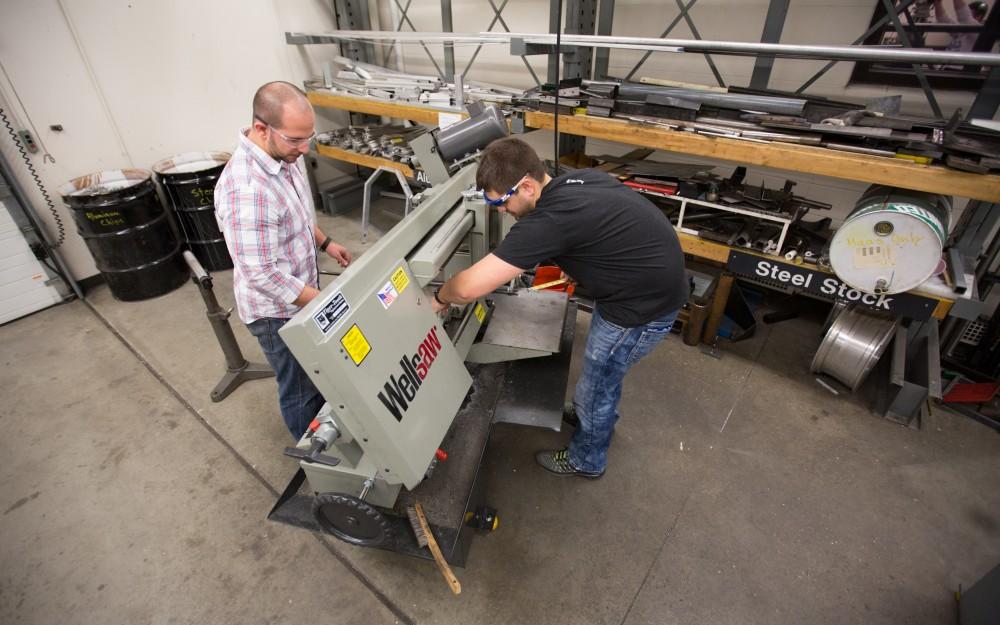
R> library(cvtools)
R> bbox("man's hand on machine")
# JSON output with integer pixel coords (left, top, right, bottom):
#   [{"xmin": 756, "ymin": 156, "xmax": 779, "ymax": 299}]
[
  {"xmin": 431, "ymin": 287, "xmax": 450, "ymax": 316},
  {"xmin": 324, "ymin": 242, "xmax": 352, "ymax": 267}
]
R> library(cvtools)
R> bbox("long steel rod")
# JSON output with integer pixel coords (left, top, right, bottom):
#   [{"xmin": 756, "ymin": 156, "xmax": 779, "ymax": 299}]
[{"xmin": 285, "ymin": 30, "xmax": 1000, "ymax": 66}]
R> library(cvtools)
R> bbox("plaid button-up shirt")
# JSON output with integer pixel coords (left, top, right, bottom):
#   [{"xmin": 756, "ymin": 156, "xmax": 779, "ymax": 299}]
[{"xmin": 215, "ymin": 129, "xmax": 318, "ymax": 324}]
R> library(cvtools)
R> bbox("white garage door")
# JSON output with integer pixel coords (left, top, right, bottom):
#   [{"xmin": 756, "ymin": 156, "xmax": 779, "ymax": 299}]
[{"xmin": 0, "ymin": 186, "xmax": 64, "ymax": 325}]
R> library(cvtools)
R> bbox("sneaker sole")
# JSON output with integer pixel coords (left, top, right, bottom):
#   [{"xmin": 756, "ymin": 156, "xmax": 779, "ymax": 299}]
[{"xmin": 537, "ymin": 464, "xmax": 604, "ymax": 479}]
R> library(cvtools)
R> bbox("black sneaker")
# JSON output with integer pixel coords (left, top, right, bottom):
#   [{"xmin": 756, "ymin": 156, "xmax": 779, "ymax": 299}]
[{"xmin": 535, "ymin": 449, "xmax": 604, "ymax": 479}]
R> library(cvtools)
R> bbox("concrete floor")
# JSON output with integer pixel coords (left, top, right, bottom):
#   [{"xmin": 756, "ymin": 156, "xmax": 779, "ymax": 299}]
[{"xmin": 2, "ymin": 203, "xmax": 999, "ymax": 625}]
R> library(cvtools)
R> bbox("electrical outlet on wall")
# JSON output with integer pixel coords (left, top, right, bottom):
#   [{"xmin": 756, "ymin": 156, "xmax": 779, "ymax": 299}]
[{"xmin": 16, "ymin": 130, "xmax": 38, "ymax": 153}]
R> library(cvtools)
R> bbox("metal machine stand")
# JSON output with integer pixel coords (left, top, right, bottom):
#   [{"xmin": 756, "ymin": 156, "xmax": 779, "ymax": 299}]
[{"xmin": 183, "ymin": 251, "xmax": 273, "ymax": 402}]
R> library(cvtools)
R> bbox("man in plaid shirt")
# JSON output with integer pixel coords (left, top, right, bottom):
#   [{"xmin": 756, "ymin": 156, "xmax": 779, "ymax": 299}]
[{"xmin": 215, "ymin": 81, "xmax": 351, "ymax": 439}]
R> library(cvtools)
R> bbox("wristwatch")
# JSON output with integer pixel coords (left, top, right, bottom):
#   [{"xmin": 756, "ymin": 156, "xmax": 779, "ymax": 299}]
[
  {"xmin": 433, "ymin": 287, "xmax": 446, "ymax": 306},
  {"xmin": 319, "ymin": 236, "xmax": 332, "ymax": 252}
]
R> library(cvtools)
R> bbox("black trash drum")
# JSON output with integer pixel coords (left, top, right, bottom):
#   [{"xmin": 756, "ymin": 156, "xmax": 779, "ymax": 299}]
[
  {"xmin": 152, "ymin": 152, "xmax": 233, "ymax": 271},
  {"xmin": 59, "ymin": 169, "xmax": 188, "ymax": 301}
]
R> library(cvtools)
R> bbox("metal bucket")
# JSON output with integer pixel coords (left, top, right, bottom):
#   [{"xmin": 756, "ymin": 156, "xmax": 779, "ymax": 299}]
[
  {"xmin": 829, "ymin": 185, "xmax": 951, "ymax": 295},
  {"xmin": 810, "ymin": 305, "xmax": 896, "ymax": 391},
  {"xmin": 60, "ymin": 169, "xmax": 188, "ymax": 301},
  {"xmin": 152, "ymin": 151, "xmax": 232, "ymax": 271}
]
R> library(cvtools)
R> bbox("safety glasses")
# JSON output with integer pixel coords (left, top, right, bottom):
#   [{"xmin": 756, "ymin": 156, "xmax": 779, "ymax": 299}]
[
  {"xmin": 255, "ymin": 116, "xmax": 316, "ymax": 146},
  {"xmin": 483, "ymin": 174, "xmax": 529, "ymax": 207}
]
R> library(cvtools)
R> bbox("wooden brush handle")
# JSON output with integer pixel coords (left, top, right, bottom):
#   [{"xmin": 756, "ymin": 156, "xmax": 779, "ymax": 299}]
[{"xmin": 414, "ymin": 503, "xmax": 462, "ymax": 595}]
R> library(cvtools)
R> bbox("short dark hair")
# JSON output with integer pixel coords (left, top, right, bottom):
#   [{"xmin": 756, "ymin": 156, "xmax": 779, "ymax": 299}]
[
  {"xmin": 475, "ymin": 137, "xmax": 546, "ymax": 193},
  {"xmin": 252, "ymin": 81, "xmax": 308, "ymax": 128}
]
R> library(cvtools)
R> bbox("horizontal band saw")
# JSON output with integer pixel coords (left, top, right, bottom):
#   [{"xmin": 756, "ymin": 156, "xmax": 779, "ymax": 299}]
[{"xmin": 268, "ymin": 106, "xmax": 576, "ymax": 565}]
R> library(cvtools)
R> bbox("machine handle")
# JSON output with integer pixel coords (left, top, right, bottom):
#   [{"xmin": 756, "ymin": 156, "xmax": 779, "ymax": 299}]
[{"xmin": 183, "ymin": 250, "xmax": 210, "ymax": 286}]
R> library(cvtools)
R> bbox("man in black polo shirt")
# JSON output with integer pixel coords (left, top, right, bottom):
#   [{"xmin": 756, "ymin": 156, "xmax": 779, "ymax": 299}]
[{"xmin": 432, "ymin": 137, "xmax": 687, "ymax": 478}]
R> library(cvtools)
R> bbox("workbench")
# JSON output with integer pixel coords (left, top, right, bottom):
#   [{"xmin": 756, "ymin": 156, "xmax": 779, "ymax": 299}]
[{"xmin": 307, "ymin": 89, "xmax": 977, "ymax": 320}]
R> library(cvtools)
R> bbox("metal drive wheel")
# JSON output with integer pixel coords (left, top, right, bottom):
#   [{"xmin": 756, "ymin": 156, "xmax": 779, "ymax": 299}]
[{"xmin": 312, "ymin": 493, "xmax": 391, "ymax": 547}]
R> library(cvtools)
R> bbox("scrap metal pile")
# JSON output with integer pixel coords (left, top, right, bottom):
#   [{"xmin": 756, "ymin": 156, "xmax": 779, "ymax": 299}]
[
  {"xmin": 306, "ymin": 56, "xmax": 521, "ymax": 107},
  {"xmin": 594, "ymin": 153, "xmax": 833, "ymax": 263},
  {"xmin": 523, "ymin": 78, "xmax": 1000, "ymax": 175},
  {"xmin": 317, "ymin": 124, "xmax": 427, "ymax": 165}
]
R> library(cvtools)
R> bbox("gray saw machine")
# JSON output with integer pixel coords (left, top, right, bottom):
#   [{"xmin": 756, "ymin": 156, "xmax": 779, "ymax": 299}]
[{"xmin": 268, "ymin": 104, "xmax": 577, "ymax": 565}]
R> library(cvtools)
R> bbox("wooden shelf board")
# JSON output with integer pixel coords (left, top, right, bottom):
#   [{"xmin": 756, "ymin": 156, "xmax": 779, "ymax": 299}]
[
  {"xmin": 315, "ymin": 143, "xmax": 415, "ymax": 179},
  {"xmin": 522, "ymin": 111, "xmax": 1000, "ymax": 204},
  {"xmin": 308, "ymin": 91, "xmax": 466, "ymax": 125},
  {"xmin": 307, "ymin": 91, "xmax": 999, "ymax": 203}
]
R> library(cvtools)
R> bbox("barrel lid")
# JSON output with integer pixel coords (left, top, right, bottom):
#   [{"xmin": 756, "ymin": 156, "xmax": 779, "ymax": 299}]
[
  {"xmin": 152, "ymin": 151, "xmax": 231, "ymax": 175},
  {"xmin": 59, "ymin": 169, "xmax": 151, "ymax": 198},
  {"xmin": 829, "ymin": 205, "xmax": 944, "ymax": 294}
]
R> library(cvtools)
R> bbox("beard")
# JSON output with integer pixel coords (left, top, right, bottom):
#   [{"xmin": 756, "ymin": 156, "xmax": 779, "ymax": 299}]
[{"xmin": 266, "ymin": 135, "xmax": 301, "ymax": 163}]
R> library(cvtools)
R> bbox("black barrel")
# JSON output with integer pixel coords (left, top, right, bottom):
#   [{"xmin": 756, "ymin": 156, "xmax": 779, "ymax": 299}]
[
  {"xmin": 59, "ymin": 169, "xmax": 188, "ymax": 301},
  {"xmin": 152, "ymin": 152, "xmax": 233, "ymax": 271}
]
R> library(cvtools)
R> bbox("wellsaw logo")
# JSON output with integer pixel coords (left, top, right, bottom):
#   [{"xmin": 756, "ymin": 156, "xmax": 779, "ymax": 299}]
[{"xmin": 376, "ymin": 326, "xmax": 443, "ymax": 421}]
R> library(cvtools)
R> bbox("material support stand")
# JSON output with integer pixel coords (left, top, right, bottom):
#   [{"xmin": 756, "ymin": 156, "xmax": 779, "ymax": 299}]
[{"xmin": 183, "ymin": 251, "xmax": 274, "ymax": 402}]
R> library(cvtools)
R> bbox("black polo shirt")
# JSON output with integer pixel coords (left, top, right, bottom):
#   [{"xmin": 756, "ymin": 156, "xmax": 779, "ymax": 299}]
[{"xmin": 493, "ymin": 169, "xmax": 688, "ymax": 327}]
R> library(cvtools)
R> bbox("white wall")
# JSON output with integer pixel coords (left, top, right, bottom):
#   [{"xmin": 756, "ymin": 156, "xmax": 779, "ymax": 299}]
[{"xmin": 0, "ymin": 0, "xmax": 340, "ymax": 279}]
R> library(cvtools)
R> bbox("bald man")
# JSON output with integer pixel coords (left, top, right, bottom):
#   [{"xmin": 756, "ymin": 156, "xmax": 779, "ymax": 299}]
[{"xmin": 215, "ymin": 81, "xmax": 351, "ymax": 439}]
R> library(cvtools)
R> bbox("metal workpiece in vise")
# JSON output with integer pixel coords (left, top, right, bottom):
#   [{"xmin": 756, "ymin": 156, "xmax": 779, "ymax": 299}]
[{"xmin": 182, "ymin": 251, "xmax": 273, "ymax": 402}]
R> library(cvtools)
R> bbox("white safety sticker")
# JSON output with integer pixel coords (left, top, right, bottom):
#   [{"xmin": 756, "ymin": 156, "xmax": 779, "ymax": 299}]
[
  {"xmin": 377, "ymin": 281, "xmax": 399, "ymax": 309},
  {"xmin": 313, "ymin": 292, "xmax": 350, "ymax": 335},
  {"xmin": 853, "ymin": 244, "xmax": 895, "ymax": 269}
]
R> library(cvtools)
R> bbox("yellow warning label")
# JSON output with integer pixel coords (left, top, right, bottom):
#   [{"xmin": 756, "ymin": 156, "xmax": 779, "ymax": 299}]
[
  {"xmin": 340, "ymin": 324, "xmax": 371, "ymax": 366},
  {"xmin": 474, "ymin": 302, "xmax": 486, "ymax": 323},
  {"xmin": 391, "ymin": 267, "xmax": 410, "ymax": 293}
]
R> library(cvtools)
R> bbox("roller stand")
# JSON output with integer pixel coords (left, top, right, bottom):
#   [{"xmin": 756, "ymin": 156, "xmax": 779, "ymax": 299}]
[{"xmin": 183, "ymin": 251, "xmax": 273, "ymax": 402}]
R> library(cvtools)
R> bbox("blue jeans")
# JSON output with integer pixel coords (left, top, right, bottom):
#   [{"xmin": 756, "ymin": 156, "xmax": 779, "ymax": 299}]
[
  {"xmin": 247, "ymin": 317, "xmax": 325, "ymax": 440},
  {"xmin": 568, "ymin": 306, "xmax": 679, "ymax": 474}
]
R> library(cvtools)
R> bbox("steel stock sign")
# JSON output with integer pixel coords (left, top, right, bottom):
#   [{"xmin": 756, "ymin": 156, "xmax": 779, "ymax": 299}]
[{"xmin": 726, "ymin": 250, "xmax": 939, "ymax": 320}]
